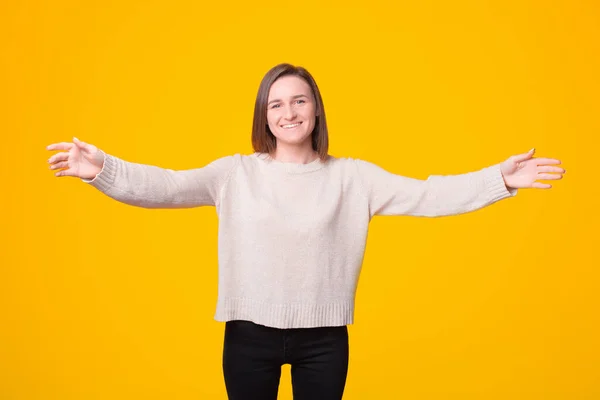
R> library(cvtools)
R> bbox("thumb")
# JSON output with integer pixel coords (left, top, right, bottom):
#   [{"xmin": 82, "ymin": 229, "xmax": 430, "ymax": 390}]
[
  {"xmin": 511, "ymin": 148, "xmax": 535, "ymax": 163},
  {"xmin": 73, "ymin": 137, "xmax": 93, "ymax": 153}
]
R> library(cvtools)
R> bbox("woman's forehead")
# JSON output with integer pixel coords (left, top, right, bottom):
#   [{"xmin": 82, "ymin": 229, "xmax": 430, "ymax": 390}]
[{"xmin": 268, "ymin": 76, "xmax": 312, "ymax": 98}]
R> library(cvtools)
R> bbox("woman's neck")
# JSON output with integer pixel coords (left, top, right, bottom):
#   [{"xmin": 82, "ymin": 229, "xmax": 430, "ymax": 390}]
[{"xmin": 271, "ymin": 144, "xmax": 318, "ymax": 164}]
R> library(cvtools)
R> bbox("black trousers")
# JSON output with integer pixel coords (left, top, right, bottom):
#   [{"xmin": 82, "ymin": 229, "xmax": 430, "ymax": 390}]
[{"xmin": 222, "ymin": 320, "xmax": 349, "ymax": 400}]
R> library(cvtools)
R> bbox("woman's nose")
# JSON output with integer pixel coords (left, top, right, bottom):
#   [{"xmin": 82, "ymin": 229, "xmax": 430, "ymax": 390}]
[{"xmin": 284, "ymin": 105, "xmax": 297, "ymax": 120}]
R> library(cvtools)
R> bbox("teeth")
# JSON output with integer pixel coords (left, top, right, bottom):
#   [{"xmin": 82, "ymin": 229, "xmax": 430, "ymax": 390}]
[{"xmin": 282, "ymin": 123, "xmax": 301, "ymax": 129}]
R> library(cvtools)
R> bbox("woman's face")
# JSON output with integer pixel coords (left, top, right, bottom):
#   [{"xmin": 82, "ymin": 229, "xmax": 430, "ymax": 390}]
[{"xmin": 266, "ymin": 75, "xmax": 317, "ymax": 150}]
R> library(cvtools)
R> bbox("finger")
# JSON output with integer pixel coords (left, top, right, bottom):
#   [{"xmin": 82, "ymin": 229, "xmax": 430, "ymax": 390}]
[
  {"xmin": 73, "ymin": 137, "xmax": 94, "ymax": 154},
  {"xmin": 48, "ymin": 152, "xmax": 69, "ymax": 164},
  {"xmin": 511, "ymin": 148, "xmax": 536, "ymax": 163},
  {"xmin": 532, "ymin": 181, "xmax": 552, "ymax": 189},
  {"xmin": 50, "ymin": 161, "xmax": 69, "ymax": 170},
  {"xmin": 54, "ymin": 169, "xmax": 78, "ymax": 177},
  {"xmin": 535, "ymin": 158, "xmax": 562, "ymax": 165},
  {"xmin": 46, "ymin": 142, "xmax": 74, "ymax": 151},
  {"xmin": 537, "ymin": 173, "xmax": 563, "ymax": 180},
  {"xmin": 538, "ymin": 166, "xmax": 566, "ymax": 174}
]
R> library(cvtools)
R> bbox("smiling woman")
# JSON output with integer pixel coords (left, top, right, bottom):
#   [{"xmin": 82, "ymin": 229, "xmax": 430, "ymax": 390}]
[
  {"xmin": 252, "ymin": 64, "xmax": 329, "ymax": 163},
  {"xmin": 46, "ymin": 63, "xmax": 565, "ymax": 400}
]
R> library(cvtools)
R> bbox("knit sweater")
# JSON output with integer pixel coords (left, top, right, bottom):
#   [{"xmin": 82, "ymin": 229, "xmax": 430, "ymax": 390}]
[{"xmin": 84, "ymin": 152, "xmax": 517, "ymax": 329}]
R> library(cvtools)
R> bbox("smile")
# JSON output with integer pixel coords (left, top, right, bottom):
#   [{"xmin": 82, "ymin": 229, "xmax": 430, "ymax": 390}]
[{"xmin": 281, "ymin": 122, "xmax": 302, "ymax": 129}]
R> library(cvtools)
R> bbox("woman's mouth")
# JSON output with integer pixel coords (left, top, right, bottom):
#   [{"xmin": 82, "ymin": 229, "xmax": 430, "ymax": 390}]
[{"xmin": 281, "ymin": 122, "xmax": 302, "ymax": 129}]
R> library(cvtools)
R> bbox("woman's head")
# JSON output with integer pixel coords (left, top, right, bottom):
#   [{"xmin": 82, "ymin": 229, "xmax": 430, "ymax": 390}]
[{"xmin": 252, "ymin": 63, "xmax": 329, "ymax": 160}]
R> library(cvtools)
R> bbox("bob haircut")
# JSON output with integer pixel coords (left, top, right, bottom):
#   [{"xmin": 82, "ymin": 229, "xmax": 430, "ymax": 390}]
[{"xmin": 252, "ymin": 63, "xmax": 329, "ymax": 161}]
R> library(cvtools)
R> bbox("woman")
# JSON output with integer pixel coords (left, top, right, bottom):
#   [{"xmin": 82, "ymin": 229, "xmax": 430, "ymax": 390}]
[{"xmin": 46, "ymin": 63, "xmax": 565, "ymax": 400}]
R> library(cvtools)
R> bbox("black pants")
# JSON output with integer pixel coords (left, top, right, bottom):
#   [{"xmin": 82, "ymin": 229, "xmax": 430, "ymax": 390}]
[{"xmin": 222, "ymin": 320, "xmax": 349, "ymax": 400}]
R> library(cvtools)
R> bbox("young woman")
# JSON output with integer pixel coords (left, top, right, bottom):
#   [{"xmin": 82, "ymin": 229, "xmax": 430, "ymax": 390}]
[{"xmin": 46, "ymin": 63, "xmax": 565, "ymax": 400}]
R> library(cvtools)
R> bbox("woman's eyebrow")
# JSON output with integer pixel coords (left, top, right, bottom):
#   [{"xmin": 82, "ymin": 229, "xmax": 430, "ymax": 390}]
[{"xmin": 267, "ymin": 94, "xmax": 309, "ymax": 105}]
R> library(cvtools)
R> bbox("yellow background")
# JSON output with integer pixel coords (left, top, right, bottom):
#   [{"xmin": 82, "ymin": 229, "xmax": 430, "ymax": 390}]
[{"xmin": 1, "ymin": 0, "xmax": 597, "ymax": 398}]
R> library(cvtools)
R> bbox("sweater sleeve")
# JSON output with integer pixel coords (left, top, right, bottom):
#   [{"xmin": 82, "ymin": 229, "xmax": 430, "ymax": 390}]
[
  {"xmin": 81, "ymin": 152, "xmax": 239, "ymax": 208},
  {"xmin": 354, "ymin": 159, "xmax": 517, "ymax": 218}
]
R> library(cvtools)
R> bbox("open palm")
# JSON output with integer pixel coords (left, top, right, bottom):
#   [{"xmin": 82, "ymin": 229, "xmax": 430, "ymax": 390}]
[
  {"xmin": 500, "ymin": 149, "xmax": 565, "ymax": 189},
  {"xmin": 46, "ymin": 137, "xmax": 104, "ymax": 179}
]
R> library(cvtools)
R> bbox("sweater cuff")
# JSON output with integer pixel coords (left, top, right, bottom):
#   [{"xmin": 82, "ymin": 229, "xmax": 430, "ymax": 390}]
[
  {"xmin": 484, "ymin": 163, "xmax": 518, "ymax": 202},
  {"xmin": 81, "ymin": 151, "xmax": 117, "ymax": 191}
]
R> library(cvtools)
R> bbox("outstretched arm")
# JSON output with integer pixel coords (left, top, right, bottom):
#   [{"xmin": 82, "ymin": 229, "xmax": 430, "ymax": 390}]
[
  {"xmin": 355, "ymin": 148, "xmax": 565, "ymax": 218},
  {"xmin": 47, "ymin": 138, "xmax": 238, "ymax": 209}
]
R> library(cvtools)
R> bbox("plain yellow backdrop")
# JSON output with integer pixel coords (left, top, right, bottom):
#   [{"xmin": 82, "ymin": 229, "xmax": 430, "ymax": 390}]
[{"xmin": 1, "ymin": 0, "xmax": 598, "ymax": 399}]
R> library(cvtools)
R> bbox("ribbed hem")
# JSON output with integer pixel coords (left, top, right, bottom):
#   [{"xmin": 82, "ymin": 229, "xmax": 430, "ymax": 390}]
[
  {"xmin": 484, "ymin": 164, "xmax": 518, "ymax": 202},
  {"xmin": 81, "ymin": 152, "xmax": 117, "ymax": 191},
  {"xmin": 214, "ymin": 297, "xmax": 354, "ymax": 329}
]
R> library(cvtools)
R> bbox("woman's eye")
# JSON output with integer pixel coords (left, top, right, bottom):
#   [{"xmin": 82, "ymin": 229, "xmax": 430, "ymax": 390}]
[
  {"xmin": 296, "ymin": 100, "xmax": 305, "ymax": 104},
  {"xmin": 271, "ymin": 104, "xmax": 280, "ymax": 109}
]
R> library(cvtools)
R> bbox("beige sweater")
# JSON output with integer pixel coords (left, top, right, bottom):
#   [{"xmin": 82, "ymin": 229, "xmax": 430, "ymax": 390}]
[{"xmin": 85, "ymin": 152, "xmax": 517, "ymax": 328}]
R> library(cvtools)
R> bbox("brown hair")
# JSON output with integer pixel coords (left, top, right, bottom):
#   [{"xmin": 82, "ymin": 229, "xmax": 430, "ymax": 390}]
[{"xmin": 251, "ymin": 63, "xmax": 329, "ymax": 161}]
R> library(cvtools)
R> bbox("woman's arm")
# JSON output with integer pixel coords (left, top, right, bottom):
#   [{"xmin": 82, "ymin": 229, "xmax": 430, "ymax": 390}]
[
  {"xmin": 354, "ymin": 149, "xmax": 564, "ymax": 218},
  {"xmin": 47, "ymin": 138, "xmax": 238, "ymax": 209},
  {"xmin": 84, "ymin": 152, "xmax": 238, "ymax": 208}
]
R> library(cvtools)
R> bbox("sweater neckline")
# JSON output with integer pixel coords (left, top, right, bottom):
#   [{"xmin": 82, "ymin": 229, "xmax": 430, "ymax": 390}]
[{"xmin": 252, "ymin": 153, "xmax": 327, "ymax": 174}]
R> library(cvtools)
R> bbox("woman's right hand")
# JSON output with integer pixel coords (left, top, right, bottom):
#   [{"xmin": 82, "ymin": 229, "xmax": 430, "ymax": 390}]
[{"xmin": 47, "ymin": 137, "xmax": 105, "ymax": 179}]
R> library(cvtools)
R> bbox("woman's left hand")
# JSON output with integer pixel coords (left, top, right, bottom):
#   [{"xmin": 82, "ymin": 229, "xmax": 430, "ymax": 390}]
[{"xmin": 500, "ymin": 149, "xmax": 565, "ymax": 189}]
